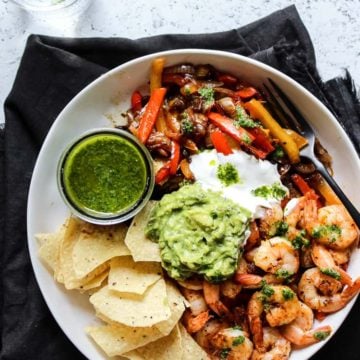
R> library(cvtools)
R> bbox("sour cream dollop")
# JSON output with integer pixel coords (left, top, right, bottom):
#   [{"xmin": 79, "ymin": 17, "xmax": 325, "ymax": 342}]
[{"xmin": 189, "ymin": 149, "xmax": 288, "ymax": 218}]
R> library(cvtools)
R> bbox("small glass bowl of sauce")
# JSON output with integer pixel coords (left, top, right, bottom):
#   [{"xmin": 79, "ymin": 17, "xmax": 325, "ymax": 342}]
[{"xmin": 57, "ymin": 128, "xmax": 154, "ymax": 225}]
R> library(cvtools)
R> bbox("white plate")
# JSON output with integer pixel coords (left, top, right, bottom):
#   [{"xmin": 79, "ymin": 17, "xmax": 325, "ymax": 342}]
[{"xmin": 27, "ymin": 49, "xmax": 360, "ymax": 360}]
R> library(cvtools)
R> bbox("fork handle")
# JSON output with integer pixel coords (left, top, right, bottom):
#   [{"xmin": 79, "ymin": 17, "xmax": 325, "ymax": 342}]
[{"xmin": 312, "ymin": 157, "xmax": 360, "ymax": 229}]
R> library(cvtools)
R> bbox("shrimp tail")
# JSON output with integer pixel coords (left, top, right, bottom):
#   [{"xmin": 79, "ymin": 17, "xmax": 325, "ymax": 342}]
[
  {"xmin": 182, "ymin": 309, "xmax": 212, "ymax": 333},
  {"xmin": 203, "ymin": 281, "xmax": 231, "ymax": 317},
  {"xmin": 234, "ymin": 273, "xmax": 262, "ymax": 287},
  {"xmin": 249, "ymin": 316, "xmax": 265, "ymax": 352},
  {"xmin": 282, "ymin": 324, "xmax": 332, "ymax": 347}
]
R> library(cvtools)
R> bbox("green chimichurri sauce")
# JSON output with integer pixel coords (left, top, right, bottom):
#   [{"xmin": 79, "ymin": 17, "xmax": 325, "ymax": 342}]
[{"xmin": 63, "ymin": 134, "xmax": 148, "ymax": 215}]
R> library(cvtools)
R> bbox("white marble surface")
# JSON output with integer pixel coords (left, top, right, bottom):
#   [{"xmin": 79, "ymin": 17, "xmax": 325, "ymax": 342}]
[{"xmin": 0, "ymin": 0, "xmax": 359, "ymax": 124}]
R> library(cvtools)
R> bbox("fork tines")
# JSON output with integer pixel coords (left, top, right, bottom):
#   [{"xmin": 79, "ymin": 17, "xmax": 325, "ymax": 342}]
[{"xmin": 262, "ymin": 79, "xmax": 312, "ymax": 137}]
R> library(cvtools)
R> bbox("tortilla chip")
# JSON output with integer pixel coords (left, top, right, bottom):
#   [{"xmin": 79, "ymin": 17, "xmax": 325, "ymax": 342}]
[
  {"xmin": 179, "ymin": 324, "xmax": 209, "ymax": 360},
  {"xmin": 86, "ymin": 322, "xmax": 164, "ymax": 357},
  {"xmin": 72, "ymin": 221, "xmax": 130, "ymax": 279},
  {"xmin": 89, "ymin": 278, "xmax": 170, "ymax": 327},
  {"xmin": 37, "ymin": 225, "xmax": 65, "ymax": 272},
  {"xmin": 123, "ymin": 325, "xmax": 183, "ymax": 360},
  {"xmin": 57, "ymin": 217, "xmax": 108, "ymax": 289},
  {"xmin": 79, "ymin": 267, "xmax": 110, "ymax": 292},
  {"xmin": 124, "ymin": 201, "xmax": 161, "ymax": 262},
  {"xmin": 155, "ymin": 281, "xmax": 187, "ymax": 336},
  {"xmin": 108, "ymin": 257, "xmax": 162, "ymax": 295}
]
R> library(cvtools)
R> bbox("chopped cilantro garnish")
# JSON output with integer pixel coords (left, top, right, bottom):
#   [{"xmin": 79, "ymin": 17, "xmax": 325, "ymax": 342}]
[
  {"xmin": 198, "ymin": 87, "xmax": 215, "ymax": 106},
  {"xmin": 261, "ymin": 281, "xmax": 275, "ymax": 298},
  {"xmin": 274, "ymin": 221, "xmax": 289, "ymax": 236},
  {"xmin": 313, "ymin": 331, "xmax": 331, "ymax": 341},
  {"xmin": 312, "ymin": 225, "xmax": 342, "ymax": 243},
  {"xmin": 219, "ymin": 348, "xmax": 231, "ymax": 359},
  {"xmin": 180, "ymin": 113, "xmax": 194, "ymax": 134},
  {"xmin": 320, "ymin": 268, "xmax": 341, "ymax": 280},
  {"xmin": 270, "ymin": 145, "xmax": 285, "ymax": 160},
  {"xmin": 234, "ymin": 106, "xmax": 259, "ymax": 128},
  {"xmin": 291, "ymin": 230, "xmax": 310, "ymax": 250},
  {"xmin": 241, "ymin": 132, "xmax": 253, "ymax": 145},
  {"xmin": 282, "ymin": 288, "xmax": 295, "ymax": 300},
  {"xmin": 275, "ymin": 269, "xmax": 293, "ymax": 280},
  {"xmin": 232, "ymin": 336, "xmax": 245, "ymax": 346},
  {"xmin": 251, "ymin": 182, "xmax": 287, "ymax": 200},
  {"xmin": 217, "ymin": 163, "xmax": 240, "ymax": 186}
]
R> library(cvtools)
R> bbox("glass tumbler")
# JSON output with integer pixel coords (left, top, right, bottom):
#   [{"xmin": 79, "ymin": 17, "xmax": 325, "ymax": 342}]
[{"xmin": 11, "ymin": 0, "xmax": 79, "ymax": 11}]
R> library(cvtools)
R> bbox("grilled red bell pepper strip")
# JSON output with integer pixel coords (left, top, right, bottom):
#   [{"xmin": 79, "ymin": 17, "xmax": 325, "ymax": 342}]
[
  {"xmin": 248, "ymin": 127, "xmax": 275, "ymax": 154},
  {"xmin": 210, "ymin": 130, "xmax": 233, "ymax": 155},
  {"xmin": 155, "ymin": 165, "xmax": 170, "ymax": 184},
  {"xmin": 131, "ymin": 90, "xmax": 143, "ymax": 112},
  {"xmin": 155, "ymin": 141, "xmax": 180, "ymax": 183},
  {"xmin": 291, "ymin": 173, "xmax": 320, "ymax": 203},
  {"xmin": 169, "ymin": 141, "xmax": 181, "ymax": 175},
  {"xmin": 291, "ymin": 173, "xmax": 312, "ymax": 195},
  {"xmin": 208, "ymin": 112, "xmax": 255, "ymax": 145},
  {"xmin": 217, "ymin": 73, "xmax": 238, "ymax": 86},
  {"xmin": 137, "ymin": 87, "xmax": 167, "ymax": 144},
  {"xmin": 234, "ymin": 87, "xmax": 258, "ymax": 99},
  {"xmin": 245, "ymin": 144, "xmax": 269, "ymax": 160}
]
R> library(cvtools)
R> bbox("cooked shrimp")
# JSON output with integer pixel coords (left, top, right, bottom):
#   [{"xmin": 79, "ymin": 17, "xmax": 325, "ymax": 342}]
[
  {"xmin": 235, "ymin": 274, "xmax": 283, "ymax": 289},
  {"xmin": 305, "ymin": 204, "xmax": 358, "ymax": 250},
  {"xmin": 220, "ymin": 280, "xmax": 242, "ymax": 299},
  {"xmin": 195, "ymin": 319, "xmax": 231, "ymax": 351},
  {"xmin": 258, "ymin": 204, "xmax": 284, "ymax": 238},
  {"xmin": 182, "ymin": 308, "xmax": 212, "ymax": 333},
  {"xmin": 285, "ymin": 197, "xmax": 306, "ymax": 239},
  {"xmin": 251, "ymin": 327, "xmax": 291, "ymax": 360},
  {"xmin": 311, "ymin": 243, "xmax": 352, "ymax": 286},
  {"xmin": 253, "ymin": 237, "xmax": 299, "ymax": 277},
  {"xmin": 248, "ymin": 285, "xmax": 301, "ymax": 351},
  {"xmin": 203, "ymin": 280, "xmax": 231, "ymax": 317},
  {"xmin": 328, "ymin": 248, "xmax": 350, "ymax": 266},
  {"xmin": 181, "ymin": 288, "xmax": 208, "ymax": 315},
  {"xmin": 211, "ymin": 327, "xmax": 254, "ymax": 360},
  {"xmin": 281, "ymin": 302, "xmax": 332, "ymax": 347},
  {"xmin": 300, "ymin": 247, "xmax": 314, "ymax": 269},
  {"xmin": 245, "ymin": 221, "xmax": 260, "ymax": 251},
  {"xmin": 298, "ymin": 267, "xmax": 360, "ymax": 312}
]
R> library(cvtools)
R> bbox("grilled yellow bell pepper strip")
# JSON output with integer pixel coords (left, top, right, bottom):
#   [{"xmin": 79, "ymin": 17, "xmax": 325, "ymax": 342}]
[
  {"xmin": 149, "ymin": 58, "xmax": 168, "ymax": 133},
  {"xmin": 244, "ymin": 99, "xmax": 300, "ymax": 163}
]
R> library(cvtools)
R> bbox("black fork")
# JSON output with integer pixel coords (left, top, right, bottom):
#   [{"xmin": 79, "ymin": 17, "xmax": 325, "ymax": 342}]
[{"xmin": 262, "ymin": 78, "xmax": 360, "ymax": 229}]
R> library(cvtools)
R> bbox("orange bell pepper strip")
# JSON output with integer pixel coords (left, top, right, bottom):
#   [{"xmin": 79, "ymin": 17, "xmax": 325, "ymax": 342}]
[
  {"xmin": 208, "ymin": 112, "xmax": 255, "ymax": 145},
  {"xmin": 316, "ymin": 177, "xmax": 342, "ymax": 205},
  {"xmin": 137, "ymin": 87, "xmax": 167, "ymax": 144},
  {"xmin": 210, "ymin": 130, "xmax": 233, "ymax": 155},
  {"xmin": 180, "ymin": 159, "xmax": 194, "ymax": 180},
  {"xmin": 244, "ymin": 99, "xmax": 300, "ymax": 163},
  {"xmin": 131, "ymin": 90, "xmax": 142, "ymax": 112}
]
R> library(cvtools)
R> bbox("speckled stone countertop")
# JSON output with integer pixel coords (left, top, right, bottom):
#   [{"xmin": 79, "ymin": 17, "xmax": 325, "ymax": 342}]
[{"xmin": 0, "ymin": 0, "xmax": 359, "ymax": 124}]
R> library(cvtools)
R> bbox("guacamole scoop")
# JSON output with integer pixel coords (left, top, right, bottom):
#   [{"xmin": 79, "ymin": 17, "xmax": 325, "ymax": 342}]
[{"xmin": 145, "ymin": 184, "xmax": 251, "ymax": 282}]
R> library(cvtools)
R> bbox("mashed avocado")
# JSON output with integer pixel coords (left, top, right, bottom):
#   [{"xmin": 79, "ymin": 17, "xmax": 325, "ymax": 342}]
[{"xmin": 145, "ymin": 184, "xmax": 251, "ymax": 283}]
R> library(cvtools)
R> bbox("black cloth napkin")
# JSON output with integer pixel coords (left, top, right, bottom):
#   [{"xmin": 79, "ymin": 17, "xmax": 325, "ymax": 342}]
[{"xmin": 1, "ymin": 5, "xmax": 359, "ymax": 360}]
